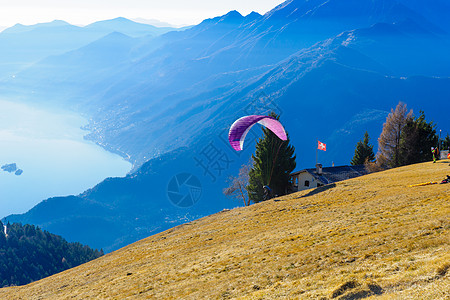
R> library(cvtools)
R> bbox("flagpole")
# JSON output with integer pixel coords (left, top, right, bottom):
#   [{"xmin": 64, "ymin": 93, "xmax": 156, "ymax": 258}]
[{"xmin": 316, "ymin": 140, "xmax": 318, "ymax": 166}]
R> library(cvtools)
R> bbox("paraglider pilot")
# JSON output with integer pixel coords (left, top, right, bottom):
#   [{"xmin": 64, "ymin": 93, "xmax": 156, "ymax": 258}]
[{"xmin": 263, "ymin": 185, "xmax": 273, "ymax": 201}]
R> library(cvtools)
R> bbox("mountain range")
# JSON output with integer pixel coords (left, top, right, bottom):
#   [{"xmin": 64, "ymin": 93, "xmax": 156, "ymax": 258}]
[
  {"xmin": 3, "ymin": 0, "xmax": 450, "ymax": 252},
  {"xmin": 0, "ymin": 18, "xmax": 176, "ymax": 80}
]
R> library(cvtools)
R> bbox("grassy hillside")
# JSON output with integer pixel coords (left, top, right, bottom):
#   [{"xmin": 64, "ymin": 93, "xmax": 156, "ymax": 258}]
[{"xmin": 1, "ymin": 160, "xmax": 449, "ymax": 299}]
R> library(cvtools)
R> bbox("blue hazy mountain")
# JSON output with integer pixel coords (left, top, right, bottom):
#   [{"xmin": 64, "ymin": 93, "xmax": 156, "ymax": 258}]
[
  {"xmin": 8, "ymin": 0, "xmax": 447, "ymax": 166},
  {"xmin": 0, "ymin": 18, "xmax": 176, "ymax": 80},
  {"xmin": 4, "ymin": 0, "xmax": 450, "ymax": 251},
  {"xmin": 82, "ymin": 2, "xmax": 450, "ymax": 165},
  {"xmin": 4, "ymin": 31, "xmax": 139, "ymax": 105},
  {"xmin": 1, "ymin": 20, "xmax": 72, "ymax": 34},
  {"xmin": 84, "ymin": 17, "xmax": 174, "ymax": 38},
  {"xmin": 340, "ymin": 20, "xmax": 450, "ymax": 76},
  {"xmin": 396, "ymin": 0, "xmax": 450, "ymax": 32}
]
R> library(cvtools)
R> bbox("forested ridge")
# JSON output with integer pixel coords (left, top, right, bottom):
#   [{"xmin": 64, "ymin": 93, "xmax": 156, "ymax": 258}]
[{"xmin": 0, "ymin": 221, "xmax": 103, "ymax": 287}]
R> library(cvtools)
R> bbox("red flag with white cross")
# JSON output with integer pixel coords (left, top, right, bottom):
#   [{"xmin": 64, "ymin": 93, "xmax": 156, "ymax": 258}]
[{"xmin": 318, "ymin": 141, "xmax": 326, "ymax": 151}]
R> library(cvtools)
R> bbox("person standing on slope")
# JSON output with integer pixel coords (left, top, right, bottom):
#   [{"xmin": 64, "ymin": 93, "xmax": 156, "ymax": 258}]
[{"xmin": 431, "ymin": 147, "xmax": 438, "ymax": 163}]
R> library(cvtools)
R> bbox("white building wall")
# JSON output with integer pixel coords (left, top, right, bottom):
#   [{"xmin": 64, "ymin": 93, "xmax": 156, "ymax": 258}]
[{"xmin": 292, "ymin": 172, "xmax": 323, "ymax": 192}]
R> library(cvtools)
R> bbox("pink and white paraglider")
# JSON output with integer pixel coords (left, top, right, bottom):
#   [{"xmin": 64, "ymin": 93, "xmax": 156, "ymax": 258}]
[{"xmin": 228, "ymin": 115, "xmax": 287, "ymax": 151}]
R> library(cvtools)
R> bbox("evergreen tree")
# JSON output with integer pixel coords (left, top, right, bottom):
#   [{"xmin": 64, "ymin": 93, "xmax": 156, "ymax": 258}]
[
  {"xmin": 398, "ymin": 111, "xmax": 438, "ymax": 165},
  {"xmin": 247, "ymin": 113, "xmax": 296, "ymax": 203},
  {"xmin": 351, "ymin": 131, "xmax": 375, "ymax": 165},
  {"xmin": 377, "ymin": 102, "xmax": 413, "ymax": 168},
  {"xmin": 442, "ymin": 133, "xmax": 450, "ymax": 150}
]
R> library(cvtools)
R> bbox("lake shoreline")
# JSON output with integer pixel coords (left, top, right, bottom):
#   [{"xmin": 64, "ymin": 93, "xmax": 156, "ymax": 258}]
[{"xmin": 0, "ymin": 98, "xmax": 132, "ymax": 217}]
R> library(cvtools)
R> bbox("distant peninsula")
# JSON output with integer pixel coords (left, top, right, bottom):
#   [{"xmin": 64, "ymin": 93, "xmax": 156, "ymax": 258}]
[{"xmin": 1, "ymin": 163, "xmax": 23, "ymax": 176}]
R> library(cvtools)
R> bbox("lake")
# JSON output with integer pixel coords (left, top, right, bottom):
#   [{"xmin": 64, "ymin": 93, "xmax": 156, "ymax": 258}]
[{"xmin": 0, "ymin": 99, "xmax": 131, "ymax": 218}]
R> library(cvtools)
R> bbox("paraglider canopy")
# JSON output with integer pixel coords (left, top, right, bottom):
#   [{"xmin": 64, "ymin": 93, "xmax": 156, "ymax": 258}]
[{"xmin": 228, "ymin": 115, "xmax": 287, "ymax": 151}]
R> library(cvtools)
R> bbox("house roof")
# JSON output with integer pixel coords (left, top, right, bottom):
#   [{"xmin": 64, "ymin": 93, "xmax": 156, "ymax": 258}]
[{"xmin": 291, "ymin": 165, "xmax": 368, "ymax": 185}]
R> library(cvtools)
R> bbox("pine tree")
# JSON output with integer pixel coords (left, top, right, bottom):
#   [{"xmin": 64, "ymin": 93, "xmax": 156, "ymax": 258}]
[
  {"xmin": 442, "ymin": 133, "xmax": 450, "ymax": 150},
  {"xmin": 377, "ymin": 102, "xmax": 413, "ymax": 168},
  {"xmin": 351, "ymin": 131, "xmax": 375, "ymax": 165},
  {"xmin": 247, "ymin": 113, "xmax": 296, "ymax": 203},
  {"xmin": 398, "ymin": 111, "xmax": 438, "ymax": 165}
]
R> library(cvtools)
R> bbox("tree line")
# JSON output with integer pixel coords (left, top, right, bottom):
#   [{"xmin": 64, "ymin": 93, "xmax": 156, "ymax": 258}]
[
  {"xmin": 0, "ymin": 221, "xmax": 103, "ymax": 287},
  {"xmin": 351, "ymin": 102, "xmax": 448, "ymax": 169}
]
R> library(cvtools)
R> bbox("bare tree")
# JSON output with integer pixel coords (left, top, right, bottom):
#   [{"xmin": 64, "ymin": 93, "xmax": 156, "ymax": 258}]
[
  {"xmin": 223, "ymin": 161, "xmax": 252, "ymax": 206},
  {"xmin": 364, "ymin": 157, "xmax": 384, "ymax": 173},
  {"xmin": 377, "ymin": 102, "xmax": 413, "ymax": 168}
]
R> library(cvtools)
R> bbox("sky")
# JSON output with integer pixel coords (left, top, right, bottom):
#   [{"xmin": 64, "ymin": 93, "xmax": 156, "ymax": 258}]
[{"xmin": 0, "ymin": 0, "xmax": 285, "ymax": 28}]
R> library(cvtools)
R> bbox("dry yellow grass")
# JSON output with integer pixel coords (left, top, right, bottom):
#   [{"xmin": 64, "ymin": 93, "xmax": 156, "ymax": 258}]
[{"xmin": 1, "ymin": 160, "xmax": 449, "ymax": 299}]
